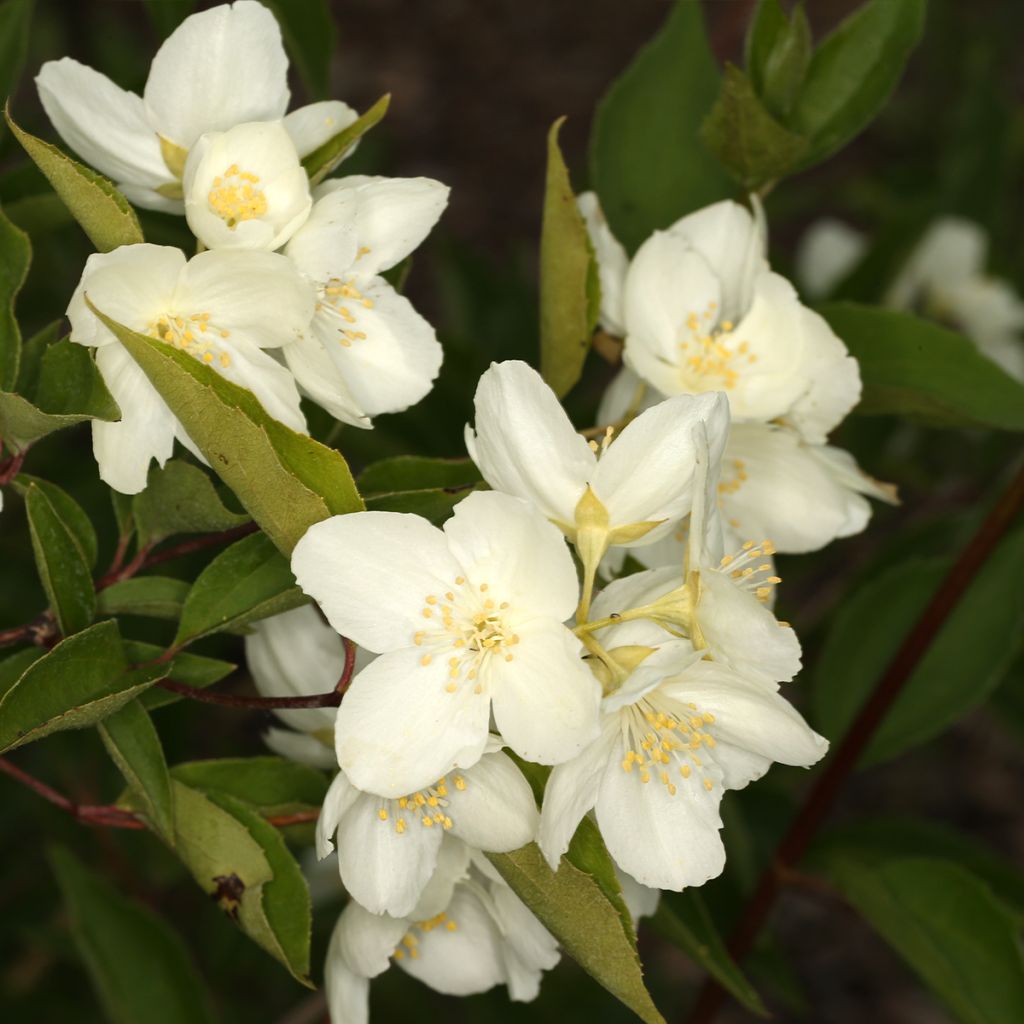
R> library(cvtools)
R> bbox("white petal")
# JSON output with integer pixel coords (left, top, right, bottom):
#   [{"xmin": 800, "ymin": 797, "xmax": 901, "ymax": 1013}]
[
  {"xmin": 447, "ymin": 751, "xmax": 538, "ymax": 852},
  {"xmin": 336, "ymin": 791, "xmax": 443, "ymax": 917},
  {"xmin": 263, "ymin": 727, "xmax": 337, "ymax": 769},
  {"xmin": 488, "ymin": 620, "xmax": 600, "ymax": 766},
  {"xmin": 397, "ymin": 886, "xmax": 506, "ymax": 996},
  {"xmin": 488, "ymin": 882, "xmax": 560, "ymax": 1000},
  {"xmin": 467, "ymin": 360, "xmax": 595, "ymax": 527},
  {"xmin": 697, "ymin": 568, "xmax": 801, "ymax": 686},
  {"xmin": 316, "ymin": 770, "xmax": 360, "ymax": 859},
  {"xmin": 144, "ymin": 0, "xmax": 290, "ymax": 148},
  {"xmin": 246, "ymin": 604, "xmax": 342, "ymax": 733},
  {"xmin": 283, "ymin": 186, "xmax": 360, "ymax": 281},
  {"xmin": 35, "ymin": 59, "xmax": 173, "ymax": 191},
  {"xmin": 593, "ymin": 391, "xmax": 730, "ymax": 530},
  {"xmin": 291, "ymin": 511, "xmax": 461, "ymax": 652},
  {"xmin": 410, "ymin": 835, "xmax": 472, "ymax": 919},
  {"xmin": 284, "ymin": 100, "xmax": 359, "ymax": 157},
  {"xmin": 795, "ymin": 218, "xmax": 866, "ymax": 300},
  {"xmin": 615, "ymin": 866, "xmax": 661, "ymax": 924},
  {"xmin": 279, "ymin": 334, "xmax": 370, "ymax": 428},
  {"xmin": 116, "ymin": 183, "xmax": 184, "ymax": 215},
  {"xmin": 577, "ymin": 191, "xmax": 629, "ymax": 336},
  {"xmin": 330, "ymin": 900, "xmax": 407, "ymax": 979},
  {"xmin": 595, "ymin": 366, "xmax": 660, "ymax": 426},
  {"xmin": 303, "ymin": 277, "xmax": 443, "ymax": 419},
  {"xmin": 334, "ymin": 646, "xmax": 492, "ymax": 798},
  {"xmin": 538, "ymin": 730, "xmax": 613, "ymax": 868},
  {"xmin": 324, "ymin": 958, "xmax": 370, "ymax": 1024},
  {"xmin": 887, "ymin": 217, "xmax": 987, "ymax": 308},
  {"xmin": 91, "ymin": 343, "xmax": 176, "ymax": 494},
  {"xmin": 214, "ymin": 340, "xmax": 306, "ymax": 432},
  {"xmin": 442, "ymin": 491, "xmax": 578, "ymax": 620}
]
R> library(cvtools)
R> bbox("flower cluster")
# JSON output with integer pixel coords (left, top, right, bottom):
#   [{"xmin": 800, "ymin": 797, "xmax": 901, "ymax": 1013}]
[{"xmin": 43, "ymin": 0, "xmax": 448, "ymax": 493}]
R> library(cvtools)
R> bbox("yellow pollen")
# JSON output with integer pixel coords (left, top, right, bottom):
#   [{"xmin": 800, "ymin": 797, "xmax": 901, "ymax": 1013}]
[
  {"xmin": 207, "ymin": 165, "xmax": 268, "ymax": 227},
  {"xmin": 378, "ymin": 808, "xmax": 388, "ymax": 821}
]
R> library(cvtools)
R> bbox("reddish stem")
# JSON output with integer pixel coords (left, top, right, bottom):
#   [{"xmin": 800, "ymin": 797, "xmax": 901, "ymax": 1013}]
[
  {"xmin": 686, "ymin": 462, "xmax": 1024, "ymax": 1024},
  {"xmin": 141, "ymin": 521, "xmax": 258, "ymax": 571}
]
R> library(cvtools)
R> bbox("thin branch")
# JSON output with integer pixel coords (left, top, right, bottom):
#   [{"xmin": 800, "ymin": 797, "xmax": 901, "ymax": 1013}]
[
  {"xmin": 686, "ymin": 461, "xmax": 1024, "ymax": 1024},
  {"xmin": 141, "ymin": 521, "xmax": 258, "ymax": 571}
]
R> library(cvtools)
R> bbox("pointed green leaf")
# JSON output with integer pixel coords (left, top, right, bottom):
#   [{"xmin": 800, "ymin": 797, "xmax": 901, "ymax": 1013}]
[
  {"xmin": 589, "ymin": 0, "xmax": 731, "ymax": 253},
  {"xmin": 793, "ymin": 0, "xmax": 926, "ymax": 167},
  {"xmin": 701, "ymin": 64, "xmax": 809, "ymax": 191},
  {"xmin": 98, "ymin": 699, "xmax": 175, "ymax": 843},
  {"xmin": 538, "ymin": 117, "xmax": 597, "ymax": 398},
  {"xmin": 128, "ymin": 642, "xmax": 236, "ymax": 712},
  {"xmin": 302, "ymin": 94, "xmax": 390, "ymax": 185},
  {"xmin": 652, "ymin": 897, "xmax": 767, "ymax": 1017},
  {"xmin": 22, "ymin": 481, "xmax": 95, "ymax": 636},
  {"xmin": 14, "ymin": 474, "xmax": 98, "ymax": 568},
  {"xmin": 813, "ymin": 529, "xmax": 1024, "ymax": 765},
  {"xmin": 488, "ymin": 842, "xmax": 665, "ymax": 1024},
  {"xmin": 50, "ymin": 846, "xmax": 216, "ymax": 1024},
  {"xmin": 5, "ymin": 104, "xmax": 144, "ymax": 251},
  {"xmin": 91, "ymin": 304, "xmax": 363, "ymax": 554},
  {"xmin": 133, "ymin": 459, "xmax": 249, "ymax": 548},
  {"xmin": 174, "ymin": 531, "xmax": 307, "ymax": 646},
  {"xmin": 745, "ymin": 0, "xmax": 788, "ymax": 94},
  {"xmin": 357, "ymin": 456, "xmax": 483, "ymax": 494},
  {"xmin": 820, "ymin": 303, "xmax": 1024, "ymax": 430},
  {"xmin": 0, "ymin": 203, "xmax": 30, "ymax": 389},
  {"xmin": 821, "ymin": 856, "xmax": 1024, "ymax": 1024},
  {"xmin": 0, "ymin": 647, "xmax": 43, "ymax": 701},
  {"xmin": 96, "ymin": 576, "xmax": 191, "ymax": 621},
  {"xmin": 170, "ymin": 757, "xmax": 328, "ymax": 817},
  {"xmin": 0, "ymin": 621, "xmax": 164, "ymax": 752},
  {"xmin": 750, "ymin": 1, "xmax": 812, "ymax": 119}
]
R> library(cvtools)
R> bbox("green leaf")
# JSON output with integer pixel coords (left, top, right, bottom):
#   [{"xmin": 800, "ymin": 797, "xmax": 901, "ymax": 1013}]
[
  {"xmin": 651, "ymin": 896, "xmax": 767, "ymax": 1017},
  {"xmin": 538, "ymin": 118, "xmax": 597, "ymax": 398},
  {"xmin": 820, "ymin": 303, "xmax": 1024, "ymax": 430},
  {"xmin": 98, "ymin": 699, "xmax": 175, "ymax": 843},
  {"xmin": 701, "ymin": 64, "xmax": 809, "ymax": 191},
  {"xmin": 0, "ymin": 338, "xmax": 121, "ymax": 453},
  {"xmin": 96, "ymin": 576, "xmax": 191, "ymax": 621},
  {"xmin": 110, "ymin": 489, "xmax": 135, "ymax": 542},
  {"xmin": 364, "ymin": 487, "xmax": 483, "ymax": 524},
  {"xmin": 0, "ymin": 0, "xmax": 34, "ymax": 104},
  {"xmin": 146, "ymin": 781, "xmax": 313, "ymax": 984},
  {"xmin": 589, "ymin": 0, "xmax": 731, "ymax": 253},
  {"xmin": 0, "ymin": 647, "xmax": 43, "ymax": 700},
  {"xmin": 488, "ymin": 842, "xmax": 665, "ymax": 1024},
  {"xmin": 170, "ymin": 757, "xmax": 328, "ymax": 817},
  {"xmin": 133, "ymin": 459, "xmax": 250, "ymax": 548},
  {"xmin": 128, "ymin": 642, "xmax": 236, "ymax": 712},
  {"xmin": 91, "ymin": 304, "xmax": 363, "ymax": 554},
  {"xmin": 821, "ymin": 856, "xmax": 1024, "ymax": 1024},
  {"xmin": 262, "ymin": 0, "xmax": 335, "ymax": 98},
  {"xmin": 813, "ymin": 529, "xmax": 1024, "ymax": 765},
  {"xmin": 752, "ymin": 2, "xmax": 812, "ymax": 119},
  {"xmin": 357, "ymin": 455, "xmax": 483, "ymax": 494},
  {"xmin": 745, "ymin": 0, "xmax": 788, "ymax": 94},
  {"xmin": 22, "ymin": 481, "xmax": 95, "ymax": 636},
  {"xmin": 0, "ymin": 621, "xmax": 163, "ymax": 753},
  {"xmin": 144, "ymin": 0, "xmax": 196, "ymax": 36},
  {"xmin": 810, "ymin": 819, "xmax": 1024, "ymax": 925},
  {"xmin": 15, "ymin": 475, "xmax": 98, "ymax": 568},
  {"xmin": 174, "ymin": 531, "xmax": 307, "ymax": 646},
  {"xmin": 49, "ymin": 846, "xmax": 216, "ymax": 1024},
  {"xmin": 302, "ymin": 94, "xmax": 390, "ymax": 186},
  {"xmin": 5, "ymin": 104, "xmax": 144, "ymax": 251},
  {"xmin": 0, "ymin": 202, "xmax": 30, "ymax": 389},
  {"xmin": 792, "ymin": 0, "xmax": 926, "ymax": 167}
]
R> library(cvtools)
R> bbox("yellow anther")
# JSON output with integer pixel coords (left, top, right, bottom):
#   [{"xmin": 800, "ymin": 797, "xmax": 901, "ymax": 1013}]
[{"xmin": 378, "ymin": 808, "xmax": 388, "ymax": 821}]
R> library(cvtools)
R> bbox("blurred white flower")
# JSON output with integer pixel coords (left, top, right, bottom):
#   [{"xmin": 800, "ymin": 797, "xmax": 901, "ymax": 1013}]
[
  {"xmin": 315, "ymin": 739, "xmax": 538, "ymax": 917},
  {"xmin": 183, "ymin": 121, "xmax": 312, "ymax": 251},
  {"xmin": 282, "ymin": 175, "xmax": 449, "ymax": 427},
  {"xmin": 325, "ymin": 846, "xmax": 559, "ymax": 1024},
  {"xmin": 291, "ymin": 490, "xmax": 601, "ymax": 797},
  {"xmin": 67, "ymin": 243, "xmax": 313, "ymax": 493},
  {"xmin": 795, "ymin": 217, "xmax": 867, "ymax": 300},
  {"xmin": 35, "ymin": 1, "xmax": 357, "ymax": 212}
]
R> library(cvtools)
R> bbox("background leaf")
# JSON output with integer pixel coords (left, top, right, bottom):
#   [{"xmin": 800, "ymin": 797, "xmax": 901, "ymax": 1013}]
[
  {"xmin": 96, "ymin": 576, "xmax": 191, "ymax": 621},
  {"xmin": 49, "ymin": 846, "xmax": 216, "ymax": 1024},
  {"xmin": 0, "ymin": 203, "xmax": 30, "ymax": 389},
  {"xmin": 0, "ymin": 0, "xmax": 33, "ymax": 104},
  {"xmin": 15, "ymin": 474, "xmax": 98, "ymax": 568},
  {"xmin": 170, "ymin": 757, "xmax": 328, "ymax": 817},
  {"xmin": 262, "ymin": 0, "xmax": 335, "ymax": 98}
]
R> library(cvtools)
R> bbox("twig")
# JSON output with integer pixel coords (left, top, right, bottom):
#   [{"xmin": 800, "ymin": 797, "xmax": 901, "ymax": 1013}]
[
  {"xmin": 141, "ymin": 521, "xmax": 258, "ymax": 571},
  {"xmin": 686, "ymin": 462, "xmax": 1024, "ymax": 1023}
]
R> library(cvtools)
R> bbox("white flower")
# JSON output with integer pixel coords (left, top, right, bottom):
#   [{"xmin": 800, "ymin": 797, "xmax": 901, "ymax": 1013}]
[
  {"xmin": 540, "ymin": 609, "xmax": 825, "ymax": 890},
  {"xmin": 35, "ymin": 1, "xmax": 357, "ymax": 212},
  {"xmin": 281, "ymin": 175, "xmax": 449, "ymax": 427},
  {"xmin": 577, "ymin": 191, "xmax": 629, "ymax": 336},
  {"xmin": 183, "ymin": 121, "xmax": 312, "ymax": 251},
  {"xmin": 67, "ymin": 242, "xmax": 313, "ymax": 493},
  {"xmin": 597, "ymin": 364, "xmax": 895, "ymax": 556},
  {"xmin": 246, "ymin": 604, "xmax": 347, "ymax": 770},
  {"xmin": 887, "ymin": 217, "xmax": 1024, "ymax": 381},
  {"xmin": 795, "ymin": 218, "xmax": 867, "ymax": 300},
  {"xmin": 315, "ymin": 739, "xmax": 538, "ymax": 917},
  {"xmin": 290, "ymin": 490, "xmax": 601, "ymax": 797},
  {"xmin": 325, "ymin": 846, "xmax": 559, "ymax": 1024},
  {"xmin": 465, "ymin": 360, "xmax": 729, "ymax": 553}
]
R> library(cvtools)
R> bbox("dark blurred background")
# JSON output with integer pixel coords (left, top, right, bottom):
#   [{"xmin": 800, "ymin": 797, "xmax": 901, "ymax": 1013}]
[{"xmin": 1, "ymin": 2, "xmax": 1022, "ymax": 1022}]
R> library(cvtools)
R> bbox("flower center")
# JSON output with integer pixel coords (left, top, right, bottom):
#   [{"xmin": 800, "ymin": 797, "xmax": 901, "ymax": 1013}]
[
  {"xmin": 717, "ymin": 539, "xmax": 780, "ymax": 604},
  {"xmin": 207, "ymin": 163, "xmax": 268, "ymax": 228},
  {"xmin": 677, "ymin": 303, "xmax": 757, "ymax": 391},
  {"xmin": 147, "ymin": 311, "xmax": 232, "ymax": 369},
  {"xmin": 315, "ymin": 274, "xmax": 376, "ymax": 347},
  {"xmin": 393, "ymin": 911, "xmax": 459, "ymax": 961},
  {"xmin": 620, "ymin": 696, "xmax": 722, "ymax": 795},
  {"xmin": 413, "ymin": 576, "xmax": 519, "ymax": 695},
  {"xmin": 375, "ymin": 774, "xmax": 467, "ymax": 835}
]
